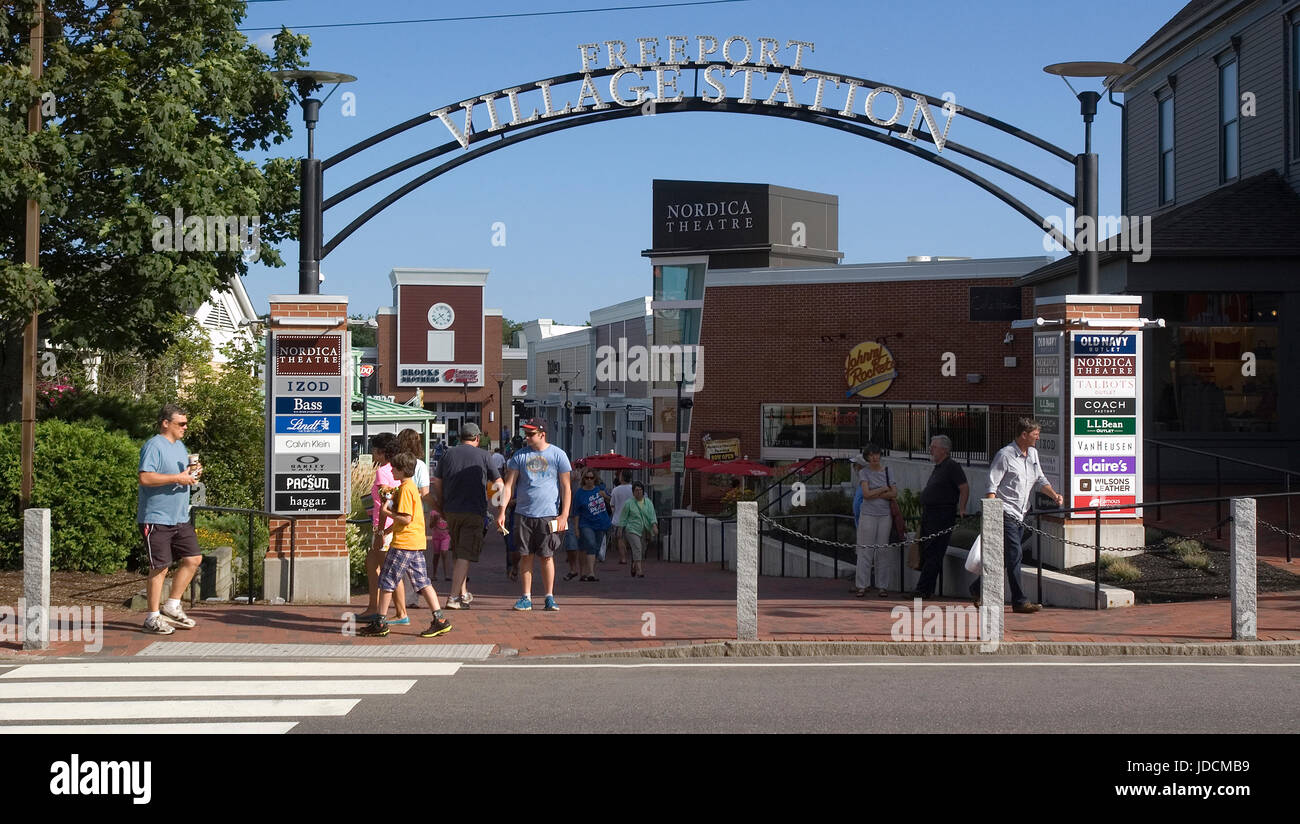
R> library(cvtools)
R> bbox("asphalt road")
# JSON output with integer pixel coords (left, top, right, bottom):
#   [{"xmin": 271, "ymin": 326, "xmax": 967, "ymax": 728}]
[{"xmin": 291, "ymin": 657, "xmax": 1300, "ymax": 734}]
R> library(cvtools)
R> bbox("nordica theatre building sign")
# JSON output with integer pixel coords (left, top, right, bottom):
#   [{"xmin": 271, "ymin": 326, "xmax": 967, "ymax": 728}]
[{"xmin": 427, "ymin": 36, "xmax": 963, "ymax": 153}]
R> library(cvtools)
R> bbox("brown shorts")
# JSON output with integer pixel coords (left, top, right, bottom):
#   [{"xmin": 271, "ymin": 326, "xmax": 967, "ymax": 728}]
[
  {"xmin": 141, "ymin": 522, "xmax": 201, "ymax": 570},
  {"xmin": 516, "ymin": 516, "xmax": 562, "ymax": 558},
  {"xmin": 446, "ymin": 511, "xmax": 485, "ymax": 562}
]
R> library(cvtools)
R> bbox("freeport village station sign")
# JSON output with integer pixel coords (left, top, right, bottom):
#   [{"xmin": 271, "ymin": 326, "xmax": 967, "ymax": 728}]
[{"xmin": 428, "ymin": 36, "xmax": 964, "ymax": 154}]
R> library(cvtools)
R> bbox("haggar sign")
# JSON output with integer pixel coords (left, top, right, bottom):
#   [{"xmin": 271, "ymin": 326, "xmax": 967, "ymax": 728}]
[{"xmin": 267, "ymin": 334, "xmax": 347, "ymax": 514}]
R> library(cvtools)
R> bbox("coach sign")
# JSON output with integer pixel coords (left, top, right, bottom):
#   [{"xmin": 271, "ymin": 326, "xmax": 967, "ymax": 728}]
[{"xmin": 267, "ymin": 333, "xmax": 348, "ymax": 515}]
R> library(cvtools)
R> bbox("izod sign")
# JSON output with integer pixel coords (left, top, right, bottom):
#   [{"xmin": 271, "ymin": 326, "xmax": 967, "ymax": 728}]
[
  {"xmin": 266, "ymin": 332, "xmax": 347, "ymax": 515},
  {"xmin": 1068, "ymin": 330, "xmax": 1140, "ymax": 520},
  {"xmin": 844, "ymin": 341, "xmax": 897, "ymax": 399}
]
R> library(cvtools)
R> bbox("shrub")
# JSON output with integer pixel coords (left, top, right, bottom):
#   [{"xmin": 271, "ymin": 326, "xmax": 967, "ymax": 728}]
[
  {"xmin": 347, "ymin": 522, "xmax": 371, "ymax": 591},
  {"xmin": 0, "ymin": 420, "xmax": 141, "ymax": 572},
  {"xmin": 1100, "ymin": 554, "xmax": 1141, "ymax": 582},
  {"xmin": 1170, "ymin": 539, "xmax": 1211, "ymax": 570}
]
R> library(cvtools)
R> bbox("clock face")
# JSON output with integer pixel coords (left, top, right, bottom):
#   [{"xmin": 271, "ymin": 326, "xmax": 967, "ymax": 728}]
[{"xmin": 427, "ymin": 302, "xmax": 455, "ymax": 330}]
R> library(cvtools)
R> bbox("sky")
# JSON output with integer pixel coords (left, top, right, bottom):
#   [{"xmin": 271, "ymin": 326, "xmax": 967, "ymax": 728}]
[{"xmin": 236, "ymin": 0, "xmax": 1185, "ymax": 324}]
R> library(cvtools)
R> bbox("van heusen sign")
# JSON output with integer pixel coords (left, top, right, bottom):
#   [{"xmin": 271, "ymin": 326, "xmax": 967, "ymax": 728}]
[
  {"xmin": 428, "ymin": 36, "xmax": 963, "ymax": 154},
  {"xmin": 267, "ymin": 334, "xmax": 348, "ymax": 515}
]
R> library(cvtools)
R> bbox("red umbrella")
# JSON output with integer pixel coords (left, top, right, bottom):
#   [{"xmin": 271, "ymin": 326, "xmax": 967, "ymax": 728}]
[
  {"xmin": 698, "ymin": 458, "xmax": 775, "ymax": 476},
  {"xmin": 576, "ymin": 453, "xmax": 651, "ymax": 470}
]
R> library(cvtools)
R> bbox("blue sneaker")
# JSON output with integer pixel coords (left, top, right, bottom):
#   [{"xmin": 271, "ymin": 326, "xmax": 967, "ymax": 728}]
[
  {"xmin": 543, "ymin": 595, "xmax": 559, "ymax": 612},
  {"xmin": 513, "ymin": 596, "xmax": 532, "ymax": 611},
  {"xmin": 387, "ymin": 616, "xmax": 410, "ymax": 625}
]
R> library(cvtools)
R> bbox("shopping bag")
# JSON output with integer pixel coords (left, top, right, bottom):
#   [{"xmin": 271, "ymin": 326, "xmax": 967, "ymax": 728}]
[
  {"xmin": 597, "ymin": 534, "xmax": 607, "ymax": 562},
  {"xmin": 964, "ymin": 535, "xmax": 982, "ymax": 574}
]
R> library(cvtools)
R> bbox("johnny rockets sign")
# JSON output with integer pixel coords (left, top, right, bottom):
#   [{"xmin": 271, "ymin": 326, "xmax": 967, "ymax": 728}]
[{"xmin": 845, "ymin": 341, "xmax": 897, "ymax": 398}]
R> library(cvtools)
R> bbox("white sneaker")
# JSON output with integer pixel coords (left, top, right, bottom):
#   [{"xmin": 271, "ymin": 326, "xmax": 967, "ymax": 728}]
[
  {"xmin": 462, "ymin": 591, "xmax": 474, "ymax": 605},
  {"xmin": 446, "ymin": 596, "xmax": 466, "ymax": 610},
  {"xmin": 160, "ymin": 602, "xmax": 197, "ymax": 629},
  {"xmin": 143, "ymin": 615, "xmax": 175, "ymax": 635}
]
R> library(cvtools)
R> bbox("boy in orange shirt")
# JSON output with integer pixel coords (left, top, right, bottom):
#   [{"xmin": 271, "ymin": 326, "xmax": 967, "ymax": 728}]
[{"xmin": 360, "ymin": 452, "xmax": 453, "ymax": 638}]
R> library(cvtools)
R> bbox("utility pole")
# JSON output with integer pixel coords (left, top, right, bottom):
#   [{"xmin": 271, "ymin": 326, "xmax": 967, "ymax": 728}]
[{"xmin": 20, "ymin": 0, "xmax": 44, "ymax": 510}]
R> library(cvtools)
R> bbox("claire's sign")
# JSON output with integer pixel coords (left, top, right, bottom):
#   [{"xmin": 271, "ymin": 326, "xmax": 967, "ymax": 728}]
[{"xmin": 266, "ymin": 333, "xmax": 348, "ymax": 515}]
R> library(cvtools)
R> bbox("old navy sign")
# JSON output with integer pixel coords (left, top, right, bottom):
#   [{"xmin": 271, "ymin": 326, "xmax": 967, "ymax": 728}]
[{"xmin": 1072, "ymin": 334, "xmax": 1136, "ymax": 355}]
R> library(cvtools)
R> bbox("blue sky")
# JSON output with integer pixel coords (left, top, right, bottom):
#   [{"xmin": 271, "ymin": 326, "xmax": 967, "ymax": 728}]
[{"xmin": 238, "ymin": 0, "xmax": 1184, "ymax": 324}]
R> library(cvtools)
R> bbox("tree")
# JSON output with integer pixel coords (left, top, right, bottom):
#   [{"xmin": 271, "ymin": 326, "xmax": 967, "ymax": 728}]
[
  {"xmin": 502, "ymin": 317, "xmax": 524, "ymax": 347},
  {"xmin": 0, "ymin": 1, "xmax": 311, "ymax": 420},
  {"xmin": 349, "ymin": 313, "xmax": 377, "ymax": 348}
]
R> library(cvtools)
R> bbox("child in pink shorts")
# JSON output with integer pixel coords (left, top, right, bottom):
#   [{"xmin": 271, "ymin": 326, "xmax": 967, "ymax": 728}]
[{"xmin": 426, "ymin": 508, "xmax": 452, "ymax": 581}]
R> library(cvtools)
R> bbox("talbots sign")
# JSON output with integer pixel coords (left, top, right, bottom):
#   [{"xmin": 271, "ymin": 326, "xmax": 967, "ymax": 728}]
[{"xmin": 845, "ymin": 341, "xmax": 897, "ymax": 398}]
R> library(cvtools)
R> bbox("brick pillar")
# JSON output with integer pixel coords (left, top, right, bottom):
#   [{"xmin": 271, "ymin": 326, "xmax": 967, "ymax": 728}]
[
  {"xmin": 1031, "ymin": 295, "xmax": 1145, "ymax": 584},
  {"xmin": 265, "ymin": 295, "xmax": 351, "ymax": 603}
]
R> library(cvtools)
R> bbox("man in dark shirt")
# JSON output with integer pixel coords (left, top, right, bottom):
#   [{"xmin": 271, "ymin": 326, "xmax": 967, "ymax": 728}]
[
  {"xmin": 912, "ymin": 435, "xmax": 969, "ymax": 598},
  {"xmin": 434, "ymin": 423, "xmax": 500, "ymax": 609}
]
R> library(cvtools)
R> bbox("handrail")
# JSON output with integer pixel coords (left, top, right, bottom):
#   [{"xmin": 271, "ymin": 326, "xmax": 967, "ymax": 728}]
[
  {"xmin": 754, "ymin": 456, "xmax": 837, "ymax": 515},
  {"xmin": 191, "ymin": 505, "xmax": 303, "ymax": 605},
  {"xmin": 1146, "ymin": 438, "xmax": 1300, "ymax": 478}
]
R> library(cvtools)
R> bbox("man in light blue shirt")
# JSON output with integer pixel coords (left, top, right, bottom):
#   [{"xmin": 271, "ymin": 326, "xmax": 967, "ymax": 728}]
[
  {"xmin": 496, "ymin": 418, "xmax": 571, "ymax": 612},
  {"xmin": 973, "ymin": 417, "xmax": 1063, "ymax": 613},
  {"xmin": 137, "ymin": 404, "xmax": 204, "ymax": 634}
]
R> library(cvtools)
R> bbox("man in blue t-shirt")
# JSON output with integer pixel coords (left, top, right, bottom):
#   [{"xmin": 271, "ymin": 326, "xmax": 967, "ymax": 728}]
[
  {"xmin": 496, "ymin": 418, "xmax": 571, "ymax": 612},
  {"xmin": 137, "ymin": 404, "xmax": 204, "ymax": 635}
]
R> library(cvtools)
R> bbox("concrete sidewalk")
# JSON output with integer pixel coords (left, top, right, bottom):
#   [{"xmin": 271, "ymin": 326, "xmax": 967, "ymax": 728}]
[{"xmin": 3, "ymin": 541, "xmax": 1298, "ymax": 658}]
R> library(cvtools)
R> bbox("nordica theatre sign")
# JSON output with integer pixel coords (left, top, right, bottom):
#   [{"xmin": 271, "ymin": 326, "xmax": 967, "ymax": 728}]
[{"xmin": 427, "ymin": 36, "xmax": 963, "ymax": 153}]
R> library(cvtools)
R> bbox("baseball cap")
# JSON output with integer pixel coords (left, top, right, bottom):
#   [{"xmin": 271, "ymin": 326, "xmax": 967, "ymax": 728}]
[
  {"xmin": 520, "ymin": 418, "xmax": 546, "ymax": 432},
  {"xmin": 459, "ymin": 422, "xmax": 481, "ymax": 439}
]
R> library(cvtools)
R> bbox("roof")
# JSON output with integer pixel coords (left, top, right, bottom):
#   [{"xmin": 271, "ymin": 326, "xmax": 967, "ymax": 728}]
[
  {"xmin": 1111, "ymin": 0, "xmax": 1255, "ymax": 92},
  {"xmin": 1019, "ymin": 171, "xmax": 1300, "ymax": 286},
  {"xmin": 351, "ymin": 395, "xmax": 438, "ymax": 420}
]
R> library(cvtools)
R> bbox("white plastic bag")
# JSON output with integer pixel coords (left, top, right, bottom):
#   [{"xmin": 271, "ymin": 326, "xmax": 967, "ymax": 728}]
[
  {"xmin": 597, "ymin": 534, "xmax": 607, "ymax": 562},
  {"xmin": 964, "ymin": 535, "xmax": 983, "ymax": 574}
]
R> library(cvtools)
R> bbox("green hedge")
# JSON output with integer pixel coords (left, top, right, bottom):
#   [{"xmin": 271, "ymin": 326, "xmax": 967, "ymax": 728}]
[{"xmin": 0, "ymin": 420, "xmax": 141, "ymax": 572}]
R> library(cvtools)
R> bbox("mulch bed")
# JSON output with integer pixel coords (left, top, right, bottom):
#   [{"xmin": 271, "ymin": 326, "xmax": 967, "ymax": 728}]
[
  {"xmin": 1065, "ymin": 546, "xmax": 1300, "ymax": 604},
  {"xmin": 0, "ymin": 569, "xmax": 146, "ymax": 611}
]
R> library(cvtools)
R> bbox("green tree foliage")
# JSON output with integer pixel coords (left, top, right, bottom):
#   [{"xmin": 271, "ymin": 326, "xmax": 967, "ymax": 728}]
[
  {"xmin": 182, "ymin": 335, "xmax": 265, "ymax": 509},
  {"xmin": 349, "ymin": 314, "xmax": 377, "ymax": 348},
  {"xmin": 0, "ymin": 1, "xmax": 311, "ymax": 420},
  {"xmin": 502, "ymin": 318, "xmax": 524, "ymax": 347},
  {"xmin": 0, "ymin": 419, "xmax": 139, "ymax": 571}
]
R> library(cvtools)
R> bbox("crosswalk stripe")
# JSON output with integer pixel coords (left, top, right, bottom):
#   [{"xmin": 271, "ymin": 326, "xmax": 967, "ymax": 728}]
[
  {"xmin": 0, "ymin": 698, "xmax": 360, "ymax": 721},
  {"xmin": 0, "ymin": 722, "xmax": 298, "ymax": 734},
  {"xmin": 1, "ymin": 661, "xmax": 460, "ymax": 679},
  {"xmin": 0, "ymin": 680, "xmax": 416, "ymax": 699}
]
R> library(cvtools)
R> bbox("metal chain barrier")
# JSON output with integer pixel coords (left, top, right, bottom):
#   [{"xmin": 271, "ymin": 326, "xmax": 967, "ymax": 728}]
[
  {"xmin": 1257, "ymin": 519, "xmax": 1300, "ymax": 542},
  {"xmin": 1020, "ymin": 517, "xmax": 1231, "ymax": 554},
  {"xmin": 758, "ymin": 515, "xmax": 960, "ymax": 551}
]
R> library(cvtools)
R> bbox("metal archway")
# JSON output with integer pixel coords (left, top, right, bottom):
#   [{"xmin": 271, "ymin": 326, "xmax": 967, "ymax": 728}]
[{"xmin": 296, "ymin": 61, "xmax": 1094, "ymax": 291}]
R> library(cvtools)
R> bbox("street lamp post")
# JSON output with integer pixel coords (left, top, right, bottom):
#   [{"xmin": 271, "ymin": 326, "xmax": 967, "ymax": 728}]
[
  {"xmin": 461, "ymin": 377, "xmax": 471, "ymax": 427},
  {"xmin": 1043, "ymin": 61, "xmax": 1136, "ymax": 295},
  {"xmin": 268, "ymin": 69, "xmax": 356, "ymax": 295},
  {"xmin": 497, "ymin": 378, "xmax": 506, "ymax": 446}
]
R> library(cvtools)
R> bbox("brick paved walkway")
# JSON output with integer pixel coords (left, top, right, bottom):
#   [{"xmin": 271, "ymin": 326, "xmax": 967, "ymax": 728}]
[{"xmin": 4, "ymin": 533, "xmax": 1297, "ymax": 658}]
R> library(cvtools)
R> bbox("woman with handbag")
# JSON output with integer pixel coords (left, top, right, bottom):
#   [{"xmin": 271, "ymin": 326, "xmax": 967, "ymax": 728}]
[
  {"xmin": 855, "ymin": 443, "xmax": 898, "ymax": 597},
  {"xmin": 618, "ymin": 481, "xmax": 658, "ymax": 578}
]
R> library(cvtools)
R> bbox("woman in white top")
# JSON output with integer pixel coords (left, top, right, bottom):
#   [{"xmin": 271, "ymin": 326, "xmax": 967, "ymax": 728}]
[{"xmin": 855, "ymin": 443, "xmax": 897, "ymax": 597}]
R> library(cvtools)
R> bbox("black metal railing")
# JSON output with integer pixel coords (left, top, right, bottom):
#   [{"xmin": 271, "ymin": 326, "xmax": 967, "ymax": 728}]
[
  {"xmin": 1148, "ymin": 438, "xmax": 1296, "ymax": 558},
  {"xmin": 190, "ymin": 505, "xmax": 301, "ymax": 605}
]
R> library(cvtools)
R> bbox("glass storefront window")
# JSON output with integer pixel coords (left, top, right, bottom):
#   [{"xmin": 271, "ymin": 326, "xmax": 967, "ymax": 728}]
[
  {"xmin": 1156, "ymin": 326, "xmax": 1278, "ymax": 432},
  {"xmin": 762, "ymin": 405, "xmax": 814, "ymax": 449},
  {"xmin": 651, "ymin": 308, "xmax": 701, "ymax": 392},
  {"xmin": 653, "ymin": 263, "xmax": 705, "ymax": 301},
  {"xmin": 816, "ymin": 406, "xmax": 861, "ymax": 451}
]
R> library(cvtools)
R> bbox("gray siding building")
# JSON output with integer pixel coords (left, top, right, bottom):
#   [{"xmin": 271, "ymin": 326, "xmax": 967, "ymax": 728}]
[{"xmin": 1023, "ymin": 0, "xmax": 1300, "ymax": 475}]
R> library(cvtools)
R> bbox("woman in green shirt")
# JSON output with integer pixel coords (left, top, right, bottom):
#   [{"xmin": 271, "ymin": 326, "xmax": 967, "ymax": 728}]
[{"xmin": 618, "ymin": 481, "xmax": 658, "ymax": 578}]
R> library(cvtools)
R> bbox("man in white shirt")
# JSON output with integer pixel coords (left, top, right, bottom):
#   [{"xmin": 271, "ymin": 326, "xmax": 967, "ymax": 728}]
[
  {"xmin": 974, "ymin": 417, "xmax": 1063, "ymax": 613},
  {"xmin": 608, "ymin": 470, "xmax": 635, "ymax": 565}
]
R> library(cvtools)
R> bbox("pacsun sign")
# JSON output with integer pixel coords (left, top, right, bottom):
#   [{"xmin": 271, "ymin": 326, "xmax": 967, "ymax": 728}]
[{"xmin": 428, "ymin": 36, "xmax": 963, "ymax": 153}]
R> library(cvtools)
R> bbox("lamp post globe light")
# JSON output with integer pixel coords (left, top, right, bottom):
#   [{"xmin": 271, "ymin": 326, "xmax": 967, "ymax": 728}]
[
  {"xmin": 268, "ymin": 69, "xmax": 357, "ymax": 295},
  {"xmin": 1042, "ymin": 61, "xmax": 1135, "ymax": 295}
]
